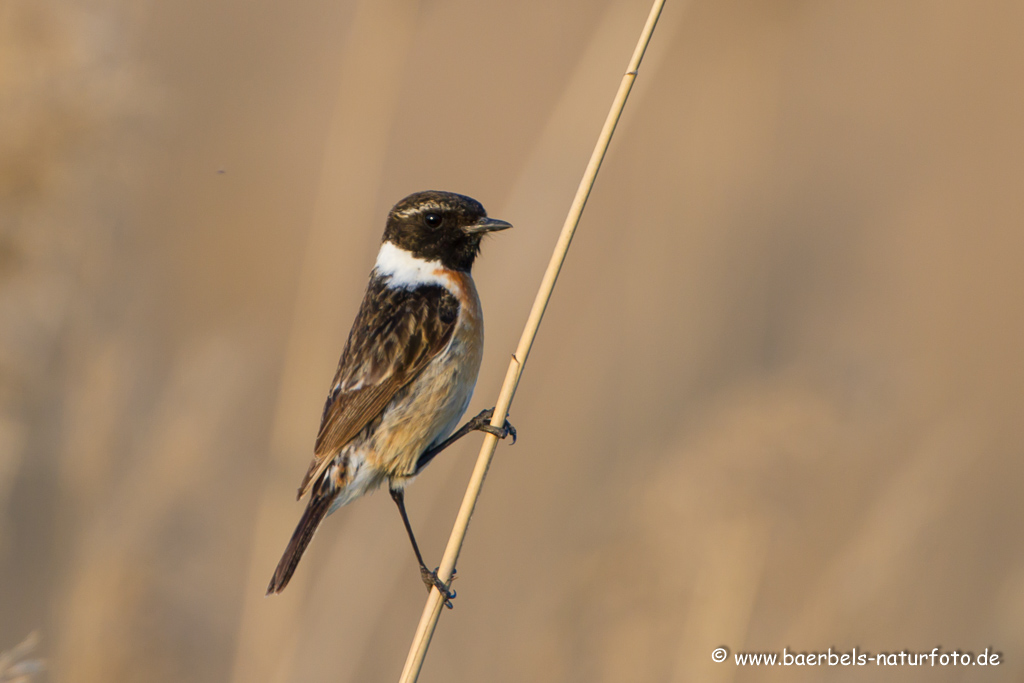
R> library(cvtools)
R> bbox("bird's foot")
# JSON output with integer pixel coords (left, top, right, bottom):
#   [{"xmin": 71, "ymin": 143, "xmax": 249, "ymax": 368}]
[
  {"xmin": 470, "ymin": 408, "xmax": 517, "ymax": 445},
  {"xmin": 420, "ymin": 565, "xmax": 457, "ymax": 609}
]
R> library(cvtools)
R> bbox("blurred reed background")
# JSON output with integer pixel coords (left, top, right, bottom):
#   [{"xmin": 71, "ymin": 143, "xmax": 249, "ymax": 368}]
[{"xmin": 2, "ymin": 0, "xmax": 1023, "ymax": 681}]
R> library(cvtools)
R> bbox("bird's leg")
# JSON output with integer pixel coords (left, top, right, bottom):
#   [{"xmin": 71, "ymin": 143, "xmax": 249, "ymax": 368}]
[
  {"xmin": 389, "ymin": 487, "xmax": 456, "ymax": 608},
  {"xmin": 415, "ymin": 408, "xmax": 516, "ymax": 472}
]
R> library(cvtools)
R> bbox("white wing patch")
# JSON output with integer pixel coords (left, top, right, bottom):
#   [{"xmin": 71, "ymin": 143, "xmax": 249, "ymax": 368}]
[{"xmin": 374, "ymin": 242, "xmax": 449, "ymax": 290}]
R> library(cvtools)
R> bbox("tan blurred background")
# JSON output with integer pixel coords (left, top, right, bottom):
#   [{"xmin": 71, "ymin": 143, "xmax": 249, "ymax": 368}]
[{"xmin": 2, "ymin": 0, "xmax": 1023, "ymax": 681}]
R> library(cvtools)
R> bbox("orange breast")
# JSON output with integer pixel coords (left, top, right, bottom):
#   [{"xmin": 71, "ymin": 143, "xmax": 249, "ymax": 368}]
[{"xmin": 435, "ymin": 268, "xmax": 481, "ymax": 316}]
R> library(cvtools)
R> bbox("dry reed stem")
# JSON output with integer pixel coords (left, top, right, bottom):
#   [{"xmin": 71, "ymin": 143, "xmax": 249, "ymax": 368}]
[{"xmin": 397, "ymin": 1, "xmax": 668, "ymax": 680}]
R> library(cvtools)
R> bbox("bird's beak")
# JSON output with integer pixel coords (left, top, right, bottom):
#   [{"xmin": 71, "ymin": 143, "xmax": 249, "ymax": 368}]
[{"xmin": 465, "ymin": 216, "xmax": 513, "ymax": 234}]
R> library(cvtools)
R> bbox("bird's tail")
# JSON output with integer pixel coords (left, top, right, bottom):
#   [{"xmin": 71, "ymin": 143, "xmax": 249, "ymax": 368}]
[{"xmin": 266, "ymin": 492, "xmax": 333, "ymax": 595}]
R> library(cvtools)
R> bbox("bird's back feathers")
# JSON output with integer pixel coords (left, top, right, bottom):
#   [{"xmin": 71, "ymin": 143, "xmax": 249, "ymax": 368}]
[{"xmin": 297, "ymin": 278, "xmax": 460, "ymax": 498}]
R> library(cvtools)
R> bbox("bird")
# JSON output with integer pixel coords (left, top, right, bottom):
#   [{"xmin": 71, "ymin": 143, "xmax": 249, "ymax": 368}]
[{"xmin": 267, "ymin": 190, "xmax": 514, "ymax": 603}]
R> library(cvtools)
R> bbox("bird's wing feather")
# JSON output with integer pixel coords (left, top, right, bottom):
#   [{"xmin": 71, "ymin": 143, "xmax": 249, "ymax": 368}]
[{"xmin": 297, "ymin": 277, "xmax": 460, "ymax": 498}]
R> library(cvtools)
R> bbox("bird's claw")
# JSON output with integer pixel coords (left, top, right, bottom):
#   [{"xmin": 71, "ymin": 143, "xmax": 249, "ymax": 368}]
[
  {"xmin": 474, "ymin": 408, "xmax": 517, "ymax": 445},
  {"xmin": 479, "ymin": 421, "xmax": 516, "ymax": 444},
  {"xmin": 420, "ymin": 565, "xmax": 457, "ymax": 609}
]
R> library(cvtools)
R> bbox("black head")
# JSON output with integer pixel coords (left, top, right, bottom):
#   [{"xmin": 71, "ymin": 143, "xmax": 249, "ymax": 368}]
[{"xmin": 382, "ymin": 191, "xmax": 512, "ymax": 271}]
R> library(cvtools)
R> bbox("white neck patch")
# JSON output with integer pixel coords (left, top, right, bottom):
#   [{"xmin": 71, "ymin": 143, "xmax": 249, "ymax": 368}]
[{"xmin": 374, "ymin": 241, "xmax": 449, "ymax": 290}]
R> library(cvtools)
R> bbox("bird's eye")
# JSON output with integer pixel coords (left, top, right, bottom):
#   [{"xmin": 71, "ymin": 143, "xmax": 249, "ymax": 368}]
[{"xmin": 424, "ymin": 213, "xmax": 442, "ymax": 228}]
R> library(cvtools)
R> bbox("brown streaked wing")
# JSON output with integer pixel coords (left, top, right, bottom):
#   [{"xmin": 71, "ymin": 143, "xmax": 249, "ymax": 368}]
[{"xmin": 296, "ymin": 278, "xmax": 460, "ymax": 498}]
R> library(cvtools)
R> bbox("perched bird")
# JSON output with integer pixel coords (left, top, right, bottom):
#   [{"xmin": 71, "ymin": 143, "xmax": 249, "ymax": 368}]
[{"xmin": 267, "ymin": 191, "xmax": 514, "ymax": 602}]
